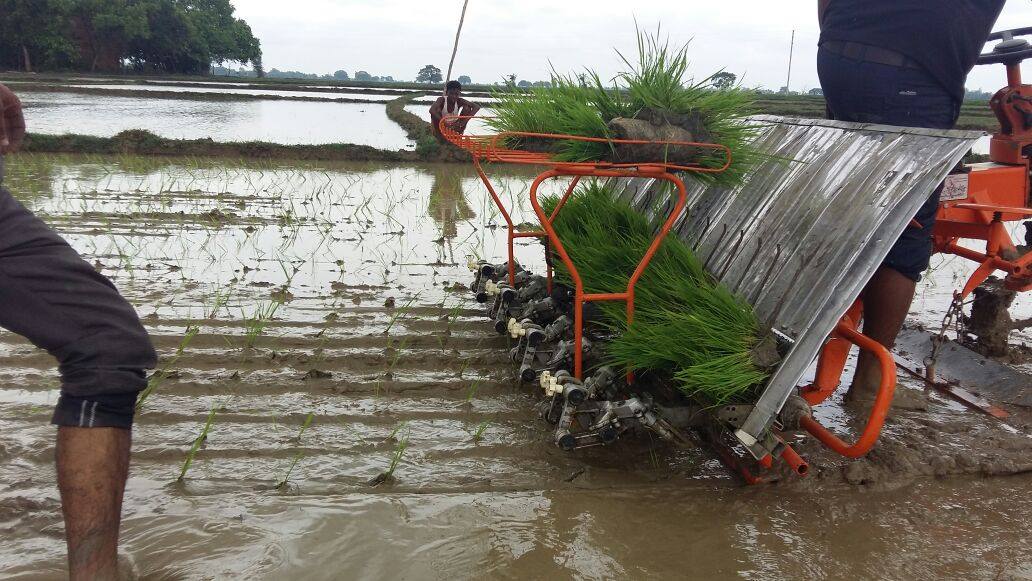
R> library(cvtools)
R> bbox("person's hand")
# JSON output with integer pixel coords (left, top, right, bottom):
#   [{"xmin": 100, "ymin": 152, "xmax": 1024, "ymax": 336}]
[{"xmin": 0, "ymin": 137, "xmax": 9, "ymax": 155}]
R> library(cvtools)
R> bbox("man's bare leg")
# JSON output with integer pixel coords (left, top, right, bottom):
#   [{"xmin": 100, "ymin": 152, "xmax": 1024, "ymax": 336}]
[
  {"xmin": 56, "ymin": 426, "xmax": 131, "ymax": 580},
  {"xmin": 847, "ymin": 266, "xmax": 915, "ymax": 401}
]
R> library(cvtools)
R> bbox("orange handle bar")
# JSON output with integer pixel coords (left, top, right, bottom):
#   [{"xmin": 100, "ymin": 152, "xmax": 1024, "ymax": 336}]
[
  {"xmin": 440, "ymin": 115, "xmax": 733, "ymax": 173},
  {"xmin": 799, "ymin": 321, "xmax": 896, "ymax": 458}
]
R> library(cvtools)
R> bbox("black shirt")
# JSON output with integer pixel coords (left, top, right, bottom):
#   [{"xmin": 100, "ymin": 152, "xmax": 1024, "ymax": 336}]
[{"xmin": 819, "ymin": 0, "xmax": 1005, "ymax": 103}]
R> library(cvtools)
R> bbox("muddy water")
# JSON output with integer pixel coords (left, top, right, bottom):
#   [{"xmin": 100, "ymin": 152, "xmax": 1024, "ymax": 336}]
[
  {"xmin": 19, "ymin": 92, "xmax": 413, "ymax": 149},
  {"xmin": 1, "ymin": 154, "xmax": 1031, "ymax": 579}
]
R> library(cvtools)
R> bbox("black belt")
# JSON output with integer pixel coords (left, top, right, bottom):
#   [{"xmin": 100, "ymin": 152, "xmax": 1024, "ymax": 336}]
[{"xmin": 822, "ymin": 40, "xmax": 921, "ymax": 69}]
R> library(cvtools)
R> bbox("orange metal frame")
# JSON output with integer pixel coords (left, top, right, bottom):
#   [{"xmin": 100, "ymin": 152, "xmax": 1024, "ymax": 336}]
[
  {"xmin": 799, "ymin": 300, "xmax": 896, "ymax": 457},
  {"xmin": 442, "ymin": 116, "xmax": 817, "ymax": 479},
  {"xmin": 441, "ymin": 115, "xmax": 731, "ymax": 384}
]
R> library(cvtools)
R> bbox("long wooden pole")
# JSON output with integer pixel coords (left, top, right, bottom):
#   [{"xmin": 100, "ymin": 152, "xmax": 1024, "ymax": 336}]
[
  {"xmin": 444, "ymin": 0, "xmax": 470, "ymax": 94},
  {"xmin": 785, "ymin": 29, "xmax": 795, "ymax": 93}
]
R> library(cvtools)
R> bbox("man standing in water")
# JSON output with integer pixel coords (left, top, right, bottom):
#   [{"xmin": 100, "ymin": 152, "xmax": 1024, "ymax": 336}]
[
  {"xmin": 429, "ymin": 80, "xmax": 481, "ymax": 142},
  {"xmin": 816, "ymin": 1, "xmax": 1005, "ymax": 407},
  {"xmin": 0, "ymin": 83, "xmax": 157, "ymax": 579}
]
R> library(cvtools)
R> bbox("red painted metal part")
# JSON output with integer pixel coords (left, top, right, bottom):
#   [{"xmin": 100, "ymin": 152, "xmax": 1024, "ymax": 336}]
[
  {"xmin": 445, "ymin": 116, "xmax": 725, "ymax": 383},
  {"xmin": 799, "ymin": 312, "xmax": 897, "ymax": 458},
  {"xmin": 529, "ymin": 168, "xmax": 689, "ymax": 381},
  {"xmin": 779, "ymin": 442, "xmax": 810, "ymax": 476}
]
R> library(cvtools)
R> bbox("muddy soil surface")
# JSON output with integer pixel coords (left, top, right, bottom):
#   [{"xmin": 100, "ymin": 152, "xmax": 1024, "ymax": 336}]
[{"xmin": 1, "ymin": 154, "xmax": 1031, "ymax": 579}]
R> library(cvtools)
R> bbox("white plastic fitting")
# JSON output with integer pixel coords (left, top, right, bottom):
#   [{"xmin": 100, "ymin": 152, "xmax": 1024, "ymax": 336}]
[
  {"xmin": 540, "ymin": 371, "xmax": 562, "ymax": 397},
  {"xmin": 507, "ymin": 317, "xmax": 527, "ymax": 339}
]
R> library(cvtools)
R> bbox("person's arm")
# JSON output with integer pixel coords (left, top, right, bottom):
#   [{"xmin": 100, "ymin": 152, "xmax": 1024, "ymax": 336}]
[
  {"xmin": 3, "ymin": 99, "xmax": 25, "ymax": 154},
  {"xmin": 0, "ymin": 87, "xmax": 24, "ymax": 154},
  {"xmin": 458, "ymin": 97, "xmax": 481, "ymax": 115},
  {"xmin": 0, "ymin": 93, "xmax": 7, "ymax": 150},
  {"xmin": 429, "ymin": 96, "xmax": 445, "ymax": 119},
  {"xmin": 818, "ymin": 0, "xmax": 831, "ymax": 30}
]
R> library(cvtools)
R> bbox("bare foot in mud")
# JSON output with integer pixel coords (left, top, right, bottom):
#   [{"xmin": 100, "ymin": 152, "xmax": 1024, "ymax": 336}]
[{"xmin": 844, "ymin": 384, "xmax": 929, "ymax": 412}]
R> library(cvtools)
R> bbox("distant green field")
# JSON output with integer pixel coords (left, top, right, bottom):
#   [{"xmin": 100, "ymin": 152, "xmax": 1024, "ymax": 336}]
[{"xmin": 750, "ymin": 94, "xmax": 995, "ymax": 132}]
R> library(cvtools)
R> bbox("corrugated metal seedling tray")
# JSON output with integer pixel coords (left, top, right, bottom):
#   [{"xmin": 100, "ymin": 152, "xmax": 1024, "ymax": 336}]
[{"xmin": 610, "ymin": 115, "xmax": 982, "ymax": 456}]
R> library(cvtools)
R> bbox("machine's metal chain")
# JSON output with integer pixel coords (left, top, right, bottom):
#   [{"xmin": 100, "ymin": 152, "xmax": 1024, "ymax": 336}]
[{"xmin": 925, "ymin": 292, "xmax": 968, "ymax": 379}]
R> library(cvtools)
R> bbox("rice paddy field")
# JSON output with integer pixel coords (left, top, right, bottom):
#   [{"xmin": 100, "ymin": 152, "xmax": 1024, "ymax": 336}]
[{"xmin": 0, "ymin": 152, "xmax": 1031, "ymax": 579}]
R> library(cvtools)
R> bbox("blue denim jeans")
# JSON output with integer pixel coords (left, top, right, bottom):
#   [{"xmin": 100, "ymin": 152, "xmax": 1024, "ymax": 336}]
[{"xmin": 818, "ymin": 46, "xmax": 959, "ymax": 281}]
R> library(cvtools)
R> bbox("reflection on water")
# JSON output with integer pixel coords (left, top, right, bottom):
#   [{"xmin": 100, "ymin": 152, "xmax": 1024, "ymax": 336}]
[
  {"xmin": 427, "ymin": 165, "xmax": 476, "ymax": 267},
  {"xmin": 19, "ymin": 91, "xmax": 414, "ymax": 149}
]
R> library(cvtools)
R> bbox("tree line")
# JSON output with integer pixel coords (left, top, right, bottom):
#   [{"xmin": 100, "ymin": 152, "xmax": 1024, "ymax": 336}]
[{"xmin": 0, "ymin": 0, "xmax": 262, "ymax": 75}]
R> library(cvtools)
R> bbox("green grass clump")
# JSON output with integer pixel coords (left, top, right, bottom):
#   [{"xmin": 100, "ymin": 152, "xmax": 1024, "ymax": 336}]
[
  {"xmin": 487, "ymin": 28, "xmax": 761, "ymax": 185},
  {"xmin": 542, "ymin": 181, "xmax": 770, "ymax": 404}
]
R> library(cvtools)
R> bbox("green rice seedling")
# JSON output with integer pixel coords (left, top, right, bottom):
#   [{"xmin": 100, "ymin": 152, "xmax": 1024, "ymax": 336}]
[
  {"xmin": 464, "ymin": 380, "xmax": 482, "ymax": 405},
  {"xmin": 293, "ymin": 412, "xmax": 315, "ymax": 444},
  {"xmin": 487, "ymin": 27, "xmax": 762, "ymax": 185},
  {"xmin": 205, "ymin": 283, "xmax": 231, "ymax": 319},
  {"xmin": 457, "ymin": 358, "xmax": 472, "ymax": 379},
  {"xmin": 383, "ymin": 291, "xmax": 422, "ymax": 335},
  {"xmin": 389, "ymin": 336, "xmax": 409, "ymax": 369},
  {"xmin": 472, "ymin": 420, "xmax": 490, "ymax": 443},
  {"xmin": 241, "ymin": 300, "xmax": 281, "ymax": 348},
  {"xmin": 540, "ymin": 181, "xmax": 772, "ymax": 405},
  {"xmin": 276, "ymin": 451, "xmax": 304, "ymax": 491},
  {"xmin": 384, "ymin": 431, "xmax": 409, "ymax": 479},
  {"xmin": 178, "ymin": 404, "xmax": 217, "ymax": 481},
  {"xmin": 137, "ymin": 325, "xmax": 200, "ymax": 411}
]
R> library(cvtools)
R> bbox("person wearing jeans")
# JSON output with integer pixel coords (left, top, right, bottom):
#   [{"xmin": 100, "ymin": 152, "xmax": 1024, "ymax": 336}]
[
  {"xmin": 0, "ymin": 83, "xmax": 157, "ymax": 579},
  {"xmin": 816, "ymin": 1, "xmax": 1005, "ymax": 406}
]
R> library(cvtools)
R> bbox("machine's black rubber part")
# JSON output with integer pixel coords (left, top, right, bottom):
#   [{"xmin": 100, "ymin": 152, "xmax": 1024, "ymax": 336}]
[
  {"xmin": 520, "ymin": 366, "xmax": 536, "ymax": 383},
  {"xmin": 557, "ymin": 433, "xmax": 577, "ymax": 451},
  {"xmin": 599, "ymin": 426, "xmax": 619, "ymax": 444},
  {"xmin": 978, "ymin": 27, "xmax": 1032, "ymax": 65},
  {"xmin": 566, "ymin": 387, "xmax": 587, "ymax": 406}
]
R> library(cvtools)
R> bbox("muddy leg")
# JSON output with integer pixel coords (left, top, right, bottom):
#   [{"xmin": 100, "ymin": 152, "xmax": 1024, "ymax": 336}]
[
  {"xmin": 847, "ymin": 266, "xmax": 913, "ymax": 402},
  {"xmin": 56, "ymin": 426, "xmax": 131, "ymax": 581}
]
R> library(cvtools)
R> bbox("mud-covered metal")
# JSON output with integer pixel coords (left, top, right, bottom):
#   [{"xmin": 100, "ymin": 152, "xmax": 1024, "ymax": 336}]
[{"xmin": 609, "ymin": 115, "xmax": 983, "ymax": 456}]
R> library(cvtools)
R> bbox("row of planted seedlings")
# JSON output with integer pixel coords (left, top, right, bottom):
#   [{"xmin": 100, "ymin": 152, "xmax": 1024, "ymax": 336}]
[{"xmin": 465, "ymin": 31, "xmax": 791, "ymax": 467}]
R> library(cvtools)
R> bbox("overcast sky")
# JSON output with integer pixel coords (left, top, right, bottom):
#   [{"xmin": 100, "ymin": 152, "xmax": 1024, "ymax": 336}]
[{"xmin": 232, "ymin": 0, "xmax": 1032, "ymax": 92}]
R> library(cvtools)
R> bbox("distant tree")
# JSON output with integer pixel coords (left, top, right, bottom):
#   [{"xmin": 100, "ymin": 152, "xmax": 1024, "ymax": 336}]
[
  {"xmin": 531, "ymin": 80, "xmax": 551, "ymax": 88},
  {"xmin": 517, "ymin": 80, "xmax": 532, "ymax": 88},
  {"xmin": 127, "ymin": 0, "xmax": 263, "ymax": 74},
  {"xmin": 808, "ymin": 87, "xmax": 824, "ymax": 96},
  {"xmin": 457, "ymin": 75, "xmax": 471, "ymax": 85},
  {"xmin": 0, "ymin": 0, "xmax": 77, "ymax": 71},
  {"xmin": 382, "ymin": 75, "xmax": 395, "ymax": 82},
  {"xmin": 0, "ymin": 0, "xmax": 263, "ymax": 74},
  {"xmin": 711, "ymin": 71, "xmax": 737, "ymax": 90},
  {"xmin": 416, "ymin": 64, "xmax": 442, "ymax": 83},
  {"xmin": 354, "ymin": 70, "xmax": 373, "ymax": 81},
  {"xmin": 576, "ymin": 73, "xmax": 587, "ymax": 87},
  {"xmin": 333, "ymin": 69, "xmax": 349, "ymax": 80},
  {"xmin": 504, "ymin": 74, "xmax": 517, "ymax": 88}
]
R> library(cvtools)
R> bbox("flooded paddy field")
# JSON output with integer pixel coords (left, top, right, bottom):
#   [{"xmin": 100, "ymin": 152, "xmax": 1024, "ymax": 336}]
[
  {"xmin": 18, "ymin": 92, "xmax": 413, "ymax": 150},
  {"xmin": 0, "ymin": 154, "xmax": 1031, "ymax": 579}
]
